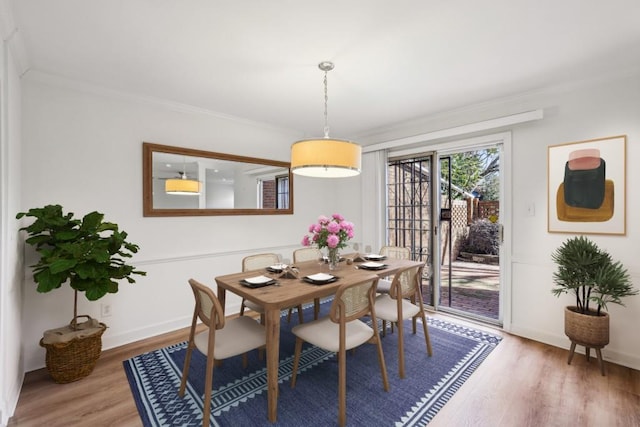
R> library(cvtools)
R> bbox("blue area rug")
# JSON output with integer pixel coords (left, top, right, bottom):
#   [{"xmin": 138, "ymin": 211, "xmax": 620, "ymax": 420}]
[{"xmin": 124, "ymin": 301, "xmax": 501, "ymax": 426}]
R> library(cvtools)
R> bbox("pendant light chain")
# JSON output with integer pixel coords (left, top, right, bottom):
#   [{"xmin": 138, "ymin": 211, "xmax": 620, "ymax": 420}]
[
  {"xmin": 318, "ymin": 61, "xmax": 335, "ymax": 138},
  {"xmin": 323, "ymin": 69, "xmax": 330, "ymax": 138}
]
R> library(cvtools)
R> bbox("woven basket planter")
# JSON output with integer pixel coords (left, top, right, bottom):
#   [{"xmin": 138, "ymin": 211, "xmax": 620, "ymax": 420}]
[
  {"xmin": 40, "ymin": 316, "xmax": 107, "ymax": 384},
  {"xmin": 564, "ymin": 306, "xmax": 609, "ymax": 347}
]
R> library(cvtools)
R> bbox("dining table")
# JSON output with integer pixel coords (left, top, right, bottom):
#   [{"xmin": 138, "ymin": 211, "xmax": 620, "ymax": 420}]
[{"xmin": 214, "ymin": 254, "xmax": 425, "ymax": 423}]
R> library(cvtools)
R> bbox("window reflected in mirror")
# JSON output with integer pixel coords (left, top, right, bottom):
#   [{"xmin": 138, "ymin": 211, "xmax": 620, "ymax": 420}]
[{"xmin": 143, "ymin": 142, "xmax": 293, "ymax": 216}]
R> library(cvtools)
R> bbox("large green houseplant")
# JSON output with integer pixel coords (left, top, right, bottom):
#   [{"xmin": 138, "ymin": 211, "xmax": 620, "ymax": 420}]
[
  {"xmin": 17, "ymin": 204, "xmax": 146, "ymax": 382},
  {"xmin": 551, "ymin": 235, "xmax": 637, "ymax": 375}
]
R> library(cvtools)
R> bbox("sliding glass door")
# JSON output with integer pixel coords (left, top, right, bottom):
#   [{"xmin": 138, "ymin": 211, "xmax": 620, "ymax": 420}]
[
  {"xmin": 438, "ymin": 147, "xmax": 501, "ymax": 323},
  {"xmin": 386, "ymin": 142, "xmax": 503, "ymax": 325}
]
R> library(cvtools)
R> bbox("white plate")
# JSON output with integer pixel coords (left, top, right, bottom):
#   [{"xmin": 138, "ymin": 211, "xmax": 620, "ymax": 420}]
[
  {"xmin": 361, "ymin": 262, "xmax": 385, "ymax": 268},
  {"xmin": 244, "ymin": 275, "xmax": 273, "ymax": 285},
  {"xmin": 364, "ymin": 254, "xmax": 385, "ymax": 260},
  {"xmin": 306, "ymin": 273, "xmax": 335, "ymax": 282},
  {"xmin": 269, "ymin": 263, "xmax": 288, "ymax": 271}
]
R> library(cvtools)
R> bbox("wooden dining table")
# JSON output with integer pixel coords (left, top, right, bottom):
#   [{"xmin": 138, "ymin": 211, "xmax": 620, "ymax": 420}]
[{"xmin": 214, "ymin": 255, "xmax": 424, "ymax": 423}]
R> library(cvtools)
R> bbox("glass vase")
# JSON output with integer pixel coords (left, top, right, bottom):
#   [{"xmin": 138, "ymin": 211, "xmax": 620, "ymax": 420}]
[{"xmin": 327, "ymin": 248, "xmax": 340, "ymax": 271}]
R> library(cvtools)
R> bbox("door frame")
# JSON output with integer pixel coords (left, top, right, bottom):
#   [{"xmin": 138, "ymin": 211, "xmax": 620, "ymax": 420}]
[{"xmin": 388, "ymin": 131, "xmax": 512, "ymax": 329}]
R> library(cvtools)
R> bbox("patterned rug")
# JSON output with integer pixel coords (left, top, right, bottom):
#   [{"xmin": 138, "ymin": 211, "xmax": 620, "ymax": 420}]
[{"xmin": 124, "ymin": 301, "xmax": 501, "ymax": 426}]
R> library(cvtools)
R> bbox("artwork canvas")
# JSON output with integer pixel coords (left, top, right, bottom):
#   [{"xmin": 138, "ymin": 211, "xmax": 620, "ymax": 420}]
[{"xmin": 547, "ymin": 135, "xmax": 626, "ymax": 235}]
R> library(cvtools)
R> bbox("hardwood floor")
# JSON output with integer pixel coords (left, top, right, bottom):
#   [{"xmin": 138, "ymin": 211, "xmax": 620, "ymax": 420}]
[{"xmin": 8, "ymin": 314, "xmax": 640, "ymax": 426}]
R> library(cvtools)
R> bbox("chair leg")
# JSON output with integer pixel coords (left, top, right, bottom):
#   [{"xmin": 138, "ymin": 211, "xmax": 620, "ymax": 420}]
[
  {"xmin": 374, "ymin": 327, "xmax": 390, "ymax": 392},
  {"xmin": 397, "ymin": 319, "xmax": 406, "ymax": 379},
  {"xmin": 240, "ymin": 298, "xmax": 246, "ymax": 316},
  {"xmin": 338, "ymin": 346, "xmax": 347, "ymax": 427},
  {"xmin": 202, "ymin": 354, "xmax": 215, "ymax": 427},
  {"xmin": 286, "ymin": 308, "xmax": 293, "ymax": 323},
  {"xmin": 179, "ymin": 342, "xmax": 194, "ymax": 397},
  {"xmin": 381, "ymin": 320, "xmax": 387, "ymax": 337},
  {"xmin": 297, "ymin": 305, "xmax": 304, "ymax": 324},
  {"xmin": 290, "ymin": 337, "xmax": 303, "ymax": 388},
  {"xmin": 419, "ymin": 310, "xmax": 433, "ymax": 356}
]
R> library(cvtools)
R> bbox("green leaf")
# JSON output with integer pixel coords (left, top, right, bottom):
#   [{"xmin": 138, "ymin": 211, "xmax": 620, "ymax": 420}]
[{"xmin": 49, "ymin": 259, "xmax": 77, "ymax": 274}]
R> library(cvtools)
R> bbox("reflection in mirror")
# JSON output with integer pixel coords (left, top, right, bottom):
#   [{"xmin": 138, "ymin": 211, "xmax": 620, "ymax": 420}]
[{"xmin": 143, "ymin": 142, "xmax": 293, "ymax": 216}]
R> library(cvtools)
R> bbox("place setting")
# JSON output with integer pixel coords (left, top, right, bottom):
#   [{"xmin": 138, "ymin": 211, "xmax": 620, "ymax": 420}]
[
  {"xmin": 239, "ymin": 275, "xmax": 278, "ymax": 288},
  {"xmin": 301, "ymin": 272, "xmax": 339, "ymax": 285},
  {"xmin": 357, "ymin": 260, "xmax": 388, "ymax": 271}
]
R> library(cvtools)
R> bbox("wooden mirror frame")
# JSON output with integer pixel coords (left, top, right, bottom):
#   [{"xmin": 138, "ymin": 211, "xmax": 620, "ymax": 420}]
[{"xmin": 143, "ymin": 142, "xmax": 294, "ymax": 216}]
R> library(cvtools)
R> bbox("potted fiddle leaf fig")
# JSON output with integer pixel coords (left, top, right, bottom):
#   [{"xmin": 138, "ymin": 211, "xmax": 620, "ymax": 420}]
[
  {"xmin": 16, "ymin": 204, "xmax": 146, "ymax": 383},
  {"xmin": 551, "ymin": 235, "xmax": 637, "ymax": 374}
]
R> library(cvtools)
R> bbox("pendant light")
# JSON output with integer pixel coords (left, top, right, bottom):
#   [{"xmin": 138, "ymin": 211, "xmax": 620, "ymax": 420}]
[
  {"xmin": 291, "ymin": 61, "xmax": 361, "ymax": 178},
  {"xmin": 165, "ymin": 159, "xmax": 201, "ymax": 195}
]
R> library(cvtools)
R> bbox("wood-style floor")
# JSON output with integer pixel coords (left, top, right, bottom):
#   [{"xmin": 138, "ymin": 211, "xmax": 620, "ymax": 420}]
[{"xmin": 8, "ymin": 313, "xmax": 640, "ymax": 427}]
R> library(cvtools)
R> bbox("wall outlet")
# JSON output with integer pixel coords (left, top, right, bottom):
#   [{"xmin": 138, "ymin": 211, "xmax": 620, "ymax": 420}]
[{"xmin": 101, "ymin": 303, "xmax": 112, "ymax": 317}]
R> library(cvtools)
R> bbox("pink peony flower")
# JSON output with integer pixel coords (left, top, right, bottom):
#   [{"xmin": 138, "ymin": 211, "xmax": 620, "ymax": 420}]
[
  {"xmin": 327, "ymin": 221, "xmax": 340, "ymax": 234},
  {"xmin": 302, "ymin": 235, "xmax": 310, "ymax": 246},
  {"xmin": 326, "ymin": 234, "xmax": 339, "ymax": 248}
]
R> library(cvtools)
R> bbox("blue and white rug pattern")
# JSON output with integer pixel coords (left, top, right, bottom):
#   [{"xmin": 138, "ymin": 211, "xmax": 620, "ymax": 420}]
[{"xmin": 124, "ymin": 303, "xmax": 501, "ymax": 426}]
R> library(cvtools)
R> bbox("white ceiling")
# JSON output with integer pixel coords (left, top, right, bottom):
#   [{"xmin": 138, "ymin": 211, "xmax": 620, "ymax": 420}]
[{"xmin": 6, "ymin": 1, "xmax": 640, "ymax": 140}]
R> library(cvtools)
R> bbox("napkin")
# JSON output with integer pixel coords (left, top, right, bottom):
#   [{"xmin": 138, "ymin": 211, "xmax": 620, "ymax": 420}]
[
  {"xmin": 278, "ymin": 265, "xmax": 300, "ymax": 279},
  {"xmin": 352, "ymin": 253, "xmax": 367, "ymax": 262}
]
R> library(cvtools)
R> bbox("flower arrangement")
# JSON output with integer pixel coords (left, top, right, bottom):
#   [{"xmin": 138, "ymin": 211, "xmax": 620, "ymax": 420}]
[{"xmin": 302, "ymin": 213, "xmax": 354, "ymax": 250}]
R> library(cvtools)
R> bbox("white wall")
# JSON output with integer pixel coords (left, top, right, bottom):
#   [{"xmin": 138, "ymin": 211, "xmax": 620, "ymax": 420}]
[
  {"xmin": 18, "ymin": 72, "xmax": 363, "ymax": 373},
  {"xmin": 0, "ymin": 26, "xmax": 24, "ymax": 427},
  {"xmin": 361, "ymin": 69, "xmax": 640, "ymax": 370}
]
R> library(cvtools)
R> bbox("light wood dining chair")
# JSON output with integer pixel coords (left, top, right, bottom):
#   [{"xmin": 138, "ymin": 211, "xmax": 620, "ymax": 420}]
[
  {"xmin": 292, "ymin": 247, "xmax": 323, "ymax": 320},
  {"xmin": 179, "ymin": 279, "xmax": 266, "ymax": 427},
  {"xmin": 374, "ymin": 264, "xmax": 433, "ymax": 378},
  {"xmin": 293, "ymin": 247, "xmax": 323, "ymax": 263},
  {"xmin": 240, "ymin": 253, "xmax": 304, "ymax": 324},
  {"xmin": 376, "ymin": 246, "xmax": 411, "ymax": 294},
  {"xmin": 290, "ymin": 275, "xmax": 389, "ymax": 427}
]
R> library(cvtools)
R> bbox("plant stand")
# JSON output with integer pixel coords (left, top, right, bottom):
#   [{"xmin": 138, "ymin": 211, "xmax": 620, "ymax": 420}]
[
  {"xmin": 567, "ymin": 340, "xmax": 606, "ymax": 376},
  {"xmin": 564, "ymin": 306, "xmax": 609, "ymax": 376}
]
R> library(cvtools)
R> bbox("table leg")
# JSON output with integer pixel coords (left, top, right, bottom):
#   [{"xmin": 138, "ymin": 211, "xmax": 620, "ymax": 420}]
[
  {"xmin": 314, "ymin": 298, "xmax": 320, "ymax": 320},
  {"xmin": 217, "ymin": 287, "xmax": 226, "ymax": 315},
  {"xmin": 265, "ymin": 307, "xmax": 281, "ymax": 422}
]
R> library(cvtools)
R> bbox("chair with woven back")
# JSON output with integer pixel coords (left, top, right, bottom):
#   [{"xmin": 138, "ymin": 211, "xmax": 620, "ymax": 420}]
[
  {"xmin": 179, "ymin": 278, "xmax": 266, "ymax": 427},
  {"xmin": 374, "ymin": 264, "xmax": 433, "ymax": 378},
  {"xmin": 293, "ymin": 247, "xmax": 323, "ymax": 263},
  {"xmin": 291, "ymin": 247, "xmax": 324, "ymax": 320},
  {"xmin": 240, "ymin": 253, "xmax": 304, "ymax": 324},
  {"xmin": 376, "ymin": 245, "xmax": 411, "ymax": 294},
  {"xmin": 290, "ymin": 275, "xmax": 389, "ymax": 427}
]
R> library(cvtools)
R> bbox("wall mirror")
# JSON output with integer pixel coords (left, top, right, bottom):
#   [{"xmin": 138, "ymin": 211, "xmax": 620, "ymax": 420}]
[{"xmin": 143, "ymin": 142, "xmax": 293, "ymax": 216}]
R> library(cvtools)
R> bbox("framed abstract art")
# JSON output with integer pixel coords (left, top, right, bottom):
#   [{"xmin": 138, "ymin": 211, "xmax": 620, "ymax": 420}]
[{"xmin": 547, "ymin": 135, "xmax": 626, "ymax": 235}]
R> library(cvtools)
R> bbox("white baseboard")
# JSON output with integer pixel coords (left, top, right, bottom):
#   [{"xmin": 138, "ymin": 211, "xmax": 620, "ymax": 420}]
[{"xmin": 101, "ymin": 316, "xmax": 191, "ymax": 351}]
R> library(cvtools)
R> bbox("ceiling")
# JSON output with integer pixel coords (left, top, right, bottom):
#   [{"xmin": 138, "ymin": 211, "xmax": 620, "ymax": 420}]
[{"xmin": 6, "ymin": 1, "xmax": 640, "ymax": 141}]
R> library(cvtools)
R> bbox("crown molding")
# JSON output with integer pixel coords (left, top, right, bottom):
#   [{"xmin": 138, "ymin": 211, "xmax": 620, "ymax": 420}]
[{"xmin": 24, "ymin": 69, "xmax": 301, "ymax": 136}]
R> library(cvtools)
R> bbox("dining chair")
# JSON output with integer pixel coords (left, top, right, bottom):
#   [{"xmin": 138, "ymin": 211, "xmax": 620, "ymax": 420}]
[
  {"xmin": 240, "ymin": 253, "xmax": 304, "ymax": 324},
  {"xmin": 292, "ymin": 247, "xmax": 323, "ymax": 320},
  {"xmin": 374, "ymin": 264, "xmax": 433, "ymax": 378},
  {"xmin": 290, "ymin": 275, "xmax": 389, "ymax": 427},
  {"xmin": 179, "ymin": 279, "xmax": 266, "ymax": 427},
  {"xmin": 293, "ymin": 247, "xmax": 323, "ymax": 263},
  {"xmin": 376, "ymin": 246, "xmax": 411, "ymax": 294}
]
